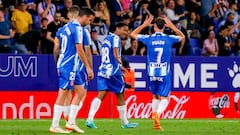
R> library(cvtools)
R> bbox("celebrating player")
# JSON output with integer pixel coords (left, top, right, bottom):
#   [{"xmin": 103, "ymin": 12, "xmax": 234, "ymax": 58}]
[
  {"xmin": 86, "ymin": 22, "xmax": 138, "ymax": 129},
  {"xmin": 130, "ymin": 15, "xmax": 185, "ymax": 130},
  {"xmin": 50, "ymin": 6, "xmax": 94, "ymax": 133}
]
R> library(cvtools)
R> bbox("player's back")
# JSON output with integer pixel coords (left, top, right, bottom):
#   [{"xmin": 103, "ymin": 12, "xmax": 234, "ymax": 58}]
[
  {"xmin": 138, "ymin": 32, "xmax": 180, "ymax": 77},
  {"xmin": 56, "ymin": 20, "xmax": 82, "ymax": 72},
  {"xmin": 98, "ymin": 33, "xmax": 122, "ymax": 78}
]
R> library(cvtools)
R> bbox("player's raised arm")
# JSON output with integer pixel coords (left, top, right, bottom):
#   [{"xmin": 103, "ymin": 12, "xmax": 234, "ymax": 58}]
[
  {"xmin": 163, "ymin": 17, "xmax": 185, "ymax": 42},
  {"xmin": 130, "ymin": 15, "xmax": 154, "ymax": 39}
]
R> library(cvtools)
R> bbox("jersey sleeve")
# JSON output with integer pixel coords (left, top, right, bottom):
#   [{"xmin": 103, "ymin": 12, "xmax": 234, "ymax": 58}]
[
  {"xmin": 169, "ymin": 35, "xmax": 181, "ymax": 43},
  {"xmin": 137, "ymin": 34, "xmax": 150, "ymax": 46},
  {"xmin": 113, "ymin": 35, "xmax": 121, "ymax": 48},
  {"xmin": 73, "ymin": 25, "xmax": 83, "ymax": 44},
  {"xmin": 82, "ymin": 28, "xmax": 91, "ymax": 46}
]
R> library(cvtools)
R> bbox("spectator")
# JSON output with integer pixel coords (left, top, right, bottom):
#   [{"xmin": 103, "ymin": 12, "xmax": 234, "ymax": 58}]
[
  {"xmin": 224, "ymin": 2, "xmax": 239, "ymax": 25},
  {"xmin": 185, "ymin": 0, "xmax": 201, "ymax": 13},
  {"xmin": 90, "ymin": 27, "xmax": 102, "ymax": 55},
  {"xmin": 38, "ymin": 0, "xmax": 56, "ymax": 25},
  {"xmin": 187, "ymin": 11, "xmax": 202, "ymax": 39},
  {"xmin": 201, "ymin": 30, "xmax": 219, "ymax": 56},
  {"xmin": 132, "ymin": 0, "xmax": 151, "ymax": 34},
  {"xmin": 164, "ymin": 0, "xmax": 185, "ymax": 22},
  {"xmin": 236, "ymin": 33, "xmax": 240, "ymax": 56},
  {"xmin": 59, "ymin": 0, "xmax": 73, "ymax": 24},
  {"xmin": 175, "ymin": 0, "xmax": 187, "ymax": 29},
  {"xmin": 109, "ymin": 0, "xmax": 129, "ymax": 32},
  {"xmin": 199, "ymin": 0, "xmax": 217, "ymax": 29},
  {"xmin": 121, "ymin": 36, "xmax": 128, "ymax": 55},
  {"xmin": 39, "ymin": 17, "xmax": 48, "ymax": 53},
  {"xmin": 0, "ymin": 7, "xmax": 15, "ymax": 53},
  {"xmin": 72, "ymin": 0, "xmax": 91, "ymax": 8},
  {"xmin": 126, "ymin": 39, "xmax": 145, "ymax": 56},
  {"xmin": 46, "ymin": 11, "xmax": 62, "ymax": 54},
  {"xmin": 94, "ymin": 0, "xmax": 110, "ymax": 27},
  {"xmin": 214, "ymin": 0, "xmax": 229, "ymax": 20},
  {"xmin": 122, "ymin": 57, "xmax": 135, "ymax": 91},
  {"xmin": 217, "ymin": 25, "xmax": 231, "ymax": 56},
  {"xmin": 130, "ymin": 0, "xmax": 140, "ymax": 13},
  {"xmin": 120, "ymin": 0, "xmax": 131, "ymax": 17},
  {"xmin": 125, "ymin": 38, "xmax": 142, "ymax": 56},
  {"xmin": 11, "ymin": 0, "xmax": 32, "ymax": 35}
]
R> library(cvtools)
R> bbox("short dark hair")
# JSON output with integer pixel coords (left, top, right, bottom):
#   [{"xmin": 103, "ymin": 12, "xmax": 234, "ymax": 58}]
[
  {"xmin": 116, "ymin": 22, "xmax": 128, "ymax": 29},
  {"xmin": 0, "ymin": 7, "xmax": 4, "ymax": 13},
  {"xmin": 219, "ymin": 25, "xmax": 228, "ymax": 32},
  {"xmin": 41, "ymin": 17, "xmax": 48, "ymax": 23},
  {"xmin": 153, "ymin": 17, "xmax": 165, "ymax": 29},
  {"xmin": 79, "ymin": 7, "xmax": 95, "ymax": 17}
]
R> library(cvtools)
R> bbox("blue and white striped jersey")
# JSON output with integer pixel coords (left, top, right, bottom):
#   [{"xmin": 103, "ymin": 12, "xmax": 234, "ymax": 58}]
[
  {"xmin": 137, "ymin": 32, "xmax": 180, "ymax": 77},
  {"xmin": 56, "ymin": 19, "xmax": 83, "ymax": 73},
  {"xmin": 98, "ymin": 33, "xmax": 122, "ymax": 78},
  {"xmin": 78, "ymin": 26, "xmax": 92, "ymax": 72}
]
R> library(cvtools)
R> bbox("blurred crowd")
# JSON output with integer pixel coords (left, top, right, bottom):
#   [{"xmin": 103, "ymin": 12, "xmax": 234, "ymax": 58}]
[{"xmin": 0, "ymin": 0, "xmax": 240, "ymax": 56}]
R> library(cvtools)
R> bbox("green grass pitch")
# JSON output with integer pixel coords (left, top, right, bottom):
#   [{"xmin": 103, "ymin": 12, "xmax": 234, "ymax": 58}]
[{"xmin": 0, "ymin": 119, "xmax": 240, "ymax": 135}]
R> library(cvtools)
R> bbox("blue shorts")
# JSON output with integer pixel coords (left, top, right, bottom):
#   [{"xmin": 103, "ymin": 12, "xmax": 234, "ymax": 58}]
[
  {"xmin": 97, "ymin": 75, "xmax": 125, "ymax": 94},
  {"xmin": 59, "ymin": 69, "xmax": 84, "ymax": 90},
  {"xmin": 149, "ymin": 76, "xmax": 171, "ymax": 97},
  {"xmin": 76, "ymin": 69, "xmax": 88, "ymax": 90}
]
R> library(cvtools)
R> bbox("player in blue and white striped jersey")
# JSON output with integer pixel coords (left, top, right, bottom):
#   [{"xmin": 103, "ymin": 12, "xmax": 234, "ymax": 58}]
[
  {"xmin": 50, "ymin": 6, "xmax": 94, "ymax": 134},
  {"xmin": 131, "ymin": 15, "xmax": 185, "ymax": 130},
  {"xmin": 86, "ymin": 23, "xmax": 138, "ymax": 129}
]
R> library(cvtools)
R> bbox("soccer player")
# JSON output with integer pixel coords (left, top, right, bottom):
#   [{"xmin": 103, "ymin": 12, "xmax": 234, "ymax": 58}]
[
  {"xmin": 62, "ymin": 7, "xmax": 95, "ymax": 123},
  {"xmin": 50, "ymin": 6, "xmax": 94, "ymax": 133},
  {"xmin": 86, "ymin": 23, "xmax": 138, "ymax": 129},
  {"xmin": 130, "ymin": 15, "xmax": 185, "ymax": 130}
]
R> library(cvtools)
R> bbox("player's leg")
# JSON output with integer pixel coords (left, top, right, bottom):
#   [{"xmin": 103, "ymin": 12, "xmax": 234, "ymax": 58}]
[
  {"xmin": 149, "ymin": 80, "xmax": 162, "ymax": 130},
  {"xmin": 234, "ymin": 92, "xmax": 240, "ymax": 114},
  {"xmin": 63, "ymin": 91, "xmax": 72, "ymax": 122},
  {"xmin": 112, "ymin": 75, "xmax": 138, "ymax": 128},
  {"xmin": 50, "ymin": 89, "xmax": 71, "ymax": 133},
  {"xmin": 50, "ymin": 70, "xmax": 73, "ymax": 133},
  {"xmin": 86, "ymin": 76, "xmax": 108, "ymax": 128},
  {"xmin": 65, "ymin": 84, "xmax": 85, "ymax": 133}
]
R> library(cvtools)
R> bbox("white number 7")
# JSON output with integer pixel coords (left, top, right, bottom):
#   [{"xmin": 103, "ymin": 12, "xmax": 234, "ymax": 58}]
[{"xmin": 154, "ymin": 48, "xmax": 163, "ymax": 63}]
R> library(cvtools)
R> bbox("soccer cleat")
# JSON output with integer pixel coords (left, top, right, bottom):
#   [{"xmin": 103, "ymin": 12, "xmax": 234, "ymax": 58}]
[
  {"xmin": 86, "ymin": 120, "xmax": 98, "ymax": 129},
  {"xmin": 49, "ymin": 126, "xmax": 71, "ymax": 133},
  {"xmin": 121, "ymin": 122, "xmax": 139, "ymax": 128},
  {"xmin": 152, "ymin": 112, "xmax": 163, "ymax": 130},
  {"xmin": 65, "ymin": 123, "xmax": 85, "ymax": 133}
]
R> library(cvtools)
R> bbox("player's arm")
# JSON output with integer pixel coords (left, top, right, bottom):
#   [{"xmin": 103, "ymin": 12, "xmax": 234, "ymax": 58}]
[
  {"xmin": 53, "ymin": 37, "xmax": 60, "ymax": 62},
  {"xmin": 113, "ymin": 47, "xmax": 122, "ymax": 65},
  {"xmin": 130, "ymin": 15, "xmax": 154, "ymax": 40},
  {"xmin": 76, "ymin": 44, "xmax": 94, "ymax": 80},
  {"xmin": 84, "ymin": 46, "xmax": 93, "ymax": 68},
  {"xmin": 164, "ymin": 17, "xmax": 185, "ymax": 42},
  {"xmin": 83, "ymin": 29, "xmax": 93, "ymax": 68}
]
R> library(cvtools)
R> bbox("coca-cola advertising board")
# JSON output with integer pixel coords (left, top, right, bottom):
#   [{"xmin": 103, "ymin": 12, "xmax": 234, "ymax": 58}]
[{"xmin": 0, "ymin": 91, "xmax": 239, "ymax": 119}]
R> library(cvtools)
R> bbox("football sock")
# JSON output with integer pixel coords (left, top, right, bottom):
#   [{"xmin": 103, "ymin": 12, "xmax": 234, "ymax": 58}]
[
  {"xmin": 78, "ymin": 101, "xmax": 83, "ymax": 111},
  {"xmin": 157, "ymin": 99, "xmax": 169, "ymax": 115},
  {"xmin": 68, "ymin": 104, "xmax": 80, "ymax": 125},
  {"xmin": 88, "ymin": 98, "xmax": 101, "ymax": 121},
  {"xmin": 52, "ymin": 104, "xmax": 64, "ymax": 128},
  {"xmin": 63, "ymin": 106, "xmax": 70, "ymax": 118},
  {"xmin": 152, "ymin": 99, "xmax": 160, "ymax": 113},
  {"xmin": 117, "ymin": 105, "xmax": 128, "ymax": 125}
]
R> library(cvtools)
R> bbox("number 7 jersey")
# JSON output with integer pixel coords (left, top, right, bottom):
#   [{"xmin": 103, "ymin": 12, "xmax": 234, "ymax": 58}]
[
  {"xmin": 137, "ymin": 32, "xmax": 180, "ymax": 77},
  {"xmin": 98, "ymin": 33, "xmax": 122, "ymax": 78}
]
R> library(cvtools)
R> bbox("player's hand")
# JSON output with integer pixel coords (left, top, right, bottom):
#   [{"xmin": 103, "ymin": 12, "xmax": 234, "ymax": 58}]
[
  {"xmin": 163, "ymin": 17, "xmax": 175, "ymax": 29},
  {"xmin": 86, "ymin": 67, "xmax": 94, "ymax": 80},
  {"xmin": 142, "ymin": 15, "xmax": 154, "ymax": 27}
]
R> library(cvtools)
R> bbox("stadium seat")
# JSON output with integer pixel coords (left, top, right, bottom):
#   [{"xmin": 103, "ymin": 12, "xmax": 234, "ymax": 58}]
[{"xmin": 189, "ymin": 38, "xmax": 202, "ymax": 56}]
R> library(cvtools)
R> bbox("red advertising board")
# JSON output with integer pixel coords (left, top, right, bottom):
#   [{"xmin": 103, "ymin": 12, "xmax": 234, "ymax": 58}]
[{"xmin": 0, "ymin": 91, "xmax": 239, "ymax": 119}]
